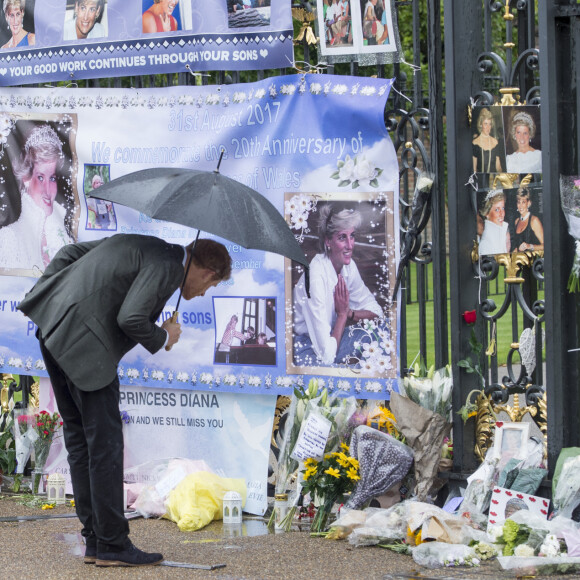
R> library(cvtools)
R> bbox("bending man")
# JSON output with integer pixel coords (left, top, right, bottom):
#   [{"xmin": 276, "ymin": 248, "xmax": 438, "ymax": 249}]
[{"xmin": 18, "ymin": 234, "xmax": 231, "ymax": 567}]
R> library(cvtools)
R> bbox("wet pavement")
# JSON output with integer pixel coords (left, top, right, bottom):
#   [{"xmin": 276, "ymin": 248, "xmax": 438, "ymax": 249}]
[{"xmin": 0, "ymin": 492, "xmax": 574, "ymax": 580}]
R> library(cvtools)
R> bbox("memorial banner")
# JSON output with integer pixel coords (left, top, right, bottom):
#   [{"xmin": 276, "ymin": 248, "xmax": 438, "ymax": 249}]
[
  {"xmin": 0, "ymin": 0, "xmax": 293, "ymax": 86},
  {"xmin": 0, "ymin": 73, "xmax": 399, "ymax": 399},
  {"xmin": 40, "ymin": 378, "xmax": 276, "ymax": 515}
]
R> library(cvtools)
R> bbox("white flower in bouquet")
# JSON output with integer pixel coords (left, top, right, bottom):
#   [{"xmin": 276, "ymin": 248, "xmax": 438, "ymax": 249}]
[
  {"xmin": 488, "ymin": 525, "xmax": 504, "ymax": 543},
  {"xmin": 514, "ymin": 544, "xmax": 536, "ymax": 558},
  {"xmin": 539, "ymin": 534, "xmax": 561, "ymax": 558}
]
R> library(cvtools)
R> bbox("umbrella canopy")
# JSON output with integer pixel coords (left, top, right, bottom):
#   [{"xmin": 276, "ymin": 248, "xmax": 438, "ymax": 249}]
[{"xmin": 88, "ymin": 167, "xmax": 309, "ymax": 269}]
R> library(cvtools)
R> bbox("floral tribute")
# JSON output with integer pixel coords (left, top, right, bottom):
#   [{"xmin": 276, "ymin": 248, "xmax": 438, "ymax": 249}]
[
  {"xmin": 301, "ymin": 444, "xmax": 360, "ymax": 533},
  {"xmin": 29, "ymin": 410, "xmax": 62, "ymax": 493}
]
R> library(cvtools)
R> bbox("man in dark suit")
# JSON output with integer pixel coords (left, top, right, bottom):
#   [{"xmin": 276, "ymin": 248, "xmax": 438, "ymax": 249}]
[{"xmin": 18, "ymin": 234, "xmax": 231, "ymax": 567}]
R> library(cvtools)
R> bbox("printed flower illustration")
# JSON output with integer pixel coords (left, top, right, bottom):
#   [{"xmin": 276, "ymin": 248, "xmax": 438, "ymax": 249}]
[
  {"xmin": 285, "ymin": 193, "xmax": 315, "ymax": 242},
  {"xmin": 331, "ymin": 154, "xmax": 383, "ymax": 189}
]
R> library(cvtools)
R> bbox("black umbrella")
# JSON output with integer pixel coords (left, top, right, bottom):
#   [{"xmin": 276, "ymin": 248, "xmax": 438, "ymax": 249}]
[{"xmin": 88, "ymin": 155, "xmax": 309, "ymax": 339}]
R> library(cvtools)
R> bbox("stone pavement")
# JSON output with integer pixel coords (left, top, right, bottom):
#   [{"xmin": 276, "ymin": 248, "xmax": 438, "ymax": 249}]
[{"xmin": 0, "ymin": 494, "xmax": 571, "ymax": 580}]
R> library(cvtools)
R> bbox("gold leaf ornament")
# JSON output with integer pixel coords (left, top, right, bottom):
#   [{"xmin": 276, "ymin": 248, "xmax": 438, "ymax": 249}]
[{"xmin": 292, "ymin": 8, "xmax": 318, "ymax": 46}]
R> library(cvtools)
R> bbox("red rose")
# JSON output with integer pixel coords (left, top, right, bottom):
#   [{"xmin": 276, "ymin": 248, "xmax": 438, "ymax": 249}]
[
  {"xmin": 462, "ymin": 310, "xmax": 477, "ymax": 325},
  {"xmin": 43, "ymin": 430, "xmax": 49, "ymax": 435}
]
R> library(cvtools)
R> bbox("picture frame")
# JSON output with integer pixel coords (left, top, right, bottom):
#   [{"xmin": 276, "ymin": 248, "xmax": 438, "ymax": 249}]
[
  {"xmin": 317, "ymin": 0, "xmax": 399, "ymax": 57},
  {"xmin": 284, "ymin": 191, "xmax": 397, "ymax": 380},
  {"xmin": 476, "ymin": 179, "xmax": 544, "ymax": 257},
  {"xmin": 492, "ymin": 421, "xmax": 530, "ymax": 462}
]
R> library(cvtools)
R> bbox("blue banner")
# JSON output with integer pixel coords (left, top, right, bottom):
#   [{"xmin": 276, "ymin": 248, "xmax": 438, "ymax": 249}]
[
  {"xmin": 0, "ymin": 0, "xmax": 293, "ymax": 86},
  {"xmin": 0, "ymin": 73, "xmax": 399, "ymax": 399}
]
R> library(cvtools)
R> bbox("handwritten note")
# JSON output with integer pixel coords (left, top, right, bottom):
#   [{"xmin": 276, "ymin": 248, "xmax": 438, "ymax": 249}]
[{"xmin": 291, "ymin": 412, "xmax": 332, "ymax": 462}]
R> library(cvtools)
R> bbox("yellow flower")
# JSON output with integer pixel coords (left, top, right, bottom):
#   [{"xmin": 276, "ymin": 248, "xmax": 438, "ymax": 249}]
[
  {"xmin": 304, "ymin": 457, "xmax": 318, "ymax": 468},
  {"xmin": 69, "ymin": 499, "xmax": 75, "ymax": 507},
  {"xmin": 324, "ymin": 467, "xmax": 340, "ymax": 478},
  {"xmin": 303, "ymin": 467, "xmax": 317, "ymax": 480},
  {"xmin": 348, "ymin": 457, "xmax": 360, "ymax": 470},
  {"xmin": 336, "ymin": 452, "xmax": 350, "ymax": 468},
  {"xmin": 347, "ymin": 468, "xmax": 360, "ymax": 481},
  {"xmin": 41, "ymin": 503, "xmax": 55, "ymax": 510},
  {"xmin": 324, "ymin": 453, "xmax": 333, "ymax": 461},
  {"xmin": 340, "ymin": 442, "xmax": 350, "ymax": 452}
]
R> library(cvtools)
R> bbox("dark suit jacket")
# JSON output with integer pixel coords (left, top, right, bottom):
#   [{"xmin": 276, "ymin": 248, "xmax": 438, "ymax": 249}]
[{"xmin": 18, "ymin": 234, "xmax": 185, "ymax": 391}]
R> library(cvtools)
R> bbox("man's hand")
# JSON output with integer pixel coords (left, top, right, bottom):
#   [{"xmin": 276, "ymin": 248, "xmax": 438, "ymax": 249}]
[{"xmin": 162, "ymin": 316, "xmax": 182, "ymax": 349}]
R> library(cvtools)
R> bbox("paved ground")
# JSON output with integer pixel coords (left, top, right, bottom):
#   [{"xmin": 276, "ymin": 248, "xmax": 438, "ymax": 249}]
[{"xmin": 0, "ymin": 492, "xmax": 575, "ymax": 580}]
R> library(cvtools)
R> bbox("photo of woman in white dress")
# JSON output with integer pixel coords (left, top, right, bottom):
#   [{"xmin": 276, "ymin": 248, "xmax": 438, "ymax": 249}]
[
  {"xmin": 504, "ymin": 108, "xmax": 542, "ymax": 174},
  {"xmin": 0, "ymin": 121, "xmax": 76, "ymax": 273}
]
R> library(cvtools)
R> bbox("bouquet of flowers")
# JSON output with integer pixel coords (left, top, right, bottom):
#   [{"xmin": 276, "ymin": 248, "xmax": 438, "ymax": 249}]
[
  {"xmin": 32, "ymin": 410, "xmax": 62, "ymax": 472},
  {"xmin": 269, "ymin": 379, "xmax": 356, "ymax": 531},
  {"xmin": 559, "ymin": 175, "xmax": 580, "ymax": 292},
  {"xmin": 390, "ymin": 364, "xmax": 453, "ymax": 501},
  {"xmin": 400, "ymin": 363, "xmax": 453, "ymax": 419},
  {"xmin": 301, "ymin": 446, "xmax": 360, "ymax": 533}
]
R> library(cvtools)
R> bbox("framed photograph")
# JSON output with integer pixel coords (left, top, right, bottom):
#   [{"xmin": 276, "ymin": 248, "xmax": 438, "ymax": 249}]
[
  {"xmin": 492, "ymin": 421, "xmax": 530, "ymax": 463},
  {"xmin": 502, "ymin": 105, "xmax": 542, "ymax": 175},
  {"xmin": 477, "ymin": 180, "xmax": 544, "ymax": 256},
  {"xmin": 471, "ymin": 106, "xmax": 506, "ymax": 174},
  {"xmin": 284, "ymin": 191, "xmax": 397, "ymax": 380},
  {"xmin": 317, "ymin": 0, "xmax": 399, "ymax": 56}
]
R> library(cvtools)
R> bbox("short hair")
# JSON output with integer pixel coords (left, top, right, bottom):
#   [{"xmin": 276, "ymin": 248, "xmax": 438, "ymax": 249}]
[
  {"xmin": 516, "ymin": 187, "xmax": 531, "ymax": 201},
  {"xmin": 510, "ymin": 111, "xmax": 536, "ymax": 140},
  {"xmin": 318, "ymin": 204, "xmax": 362, "ymax": 253},
  {"xmin": 14, "ymin": 124, "xmax": 64, "ymax": 188},
  {"xmin": 76, "ymin": 0, "xmax": 104, "ymax": 7},
  {"xmin": 480, "ymin": 190, "xmax": 506, "ymax": 218},
  {"xmin": 505, "ymin": 497, "xmax": 529, "ymax": 517},
  {"xmin": 189, "ymin": 238, "xmax": 232, "ymax": 281},
  {"xmin": 476, "ymin": 108, "xmax": 493, "ymax": 133},
  {"xmin": 3, "ymin": 0, "xmax": 25, "ymax": 16}
]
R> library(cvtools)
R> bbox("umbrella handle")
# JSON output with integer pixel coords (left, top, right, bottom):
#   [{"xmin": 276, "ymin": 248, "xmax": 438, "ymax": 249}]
[{"xmin": 164, "ymin": 311, "xmax": 179, "ymax": 352}]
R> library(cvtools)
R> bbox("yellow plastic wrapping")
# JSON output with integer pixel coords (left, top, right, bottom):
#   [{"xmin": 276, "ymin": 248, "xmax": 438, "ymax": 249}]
[{"xmin": 164, "ymin": 471, "xmax": 247, "ymax": 532}]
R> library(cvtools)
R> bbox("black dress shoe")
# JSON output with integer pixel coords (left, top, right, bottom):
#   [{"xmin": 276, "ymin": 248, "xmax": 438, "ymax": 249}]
[
  {"xmin": 84, "ymin": 539, "xmax": 97, "ymax": 564},
  {"xmin": 95, "ymin": 543, "xmax": 163, "ymax": 567}
]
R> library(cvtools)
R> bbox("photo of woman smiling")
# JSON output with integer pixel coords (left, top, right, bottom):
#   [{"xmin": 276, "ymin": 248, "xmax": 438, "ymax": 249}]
[
  {"xmin": 292, "ymin": 202, "xmax": 384, "ymax": 367},
  {"xmin": 63, "ymin": 0, "xmax": 106, "ymax": 41}
]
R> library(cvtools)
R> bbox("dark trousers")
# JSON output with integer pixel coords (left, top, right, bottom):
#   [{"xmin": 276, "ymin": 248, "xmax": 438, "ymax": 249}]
[{"xmin": 39, "ymin": 337, "xmax": 129, "ymax": 552}]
